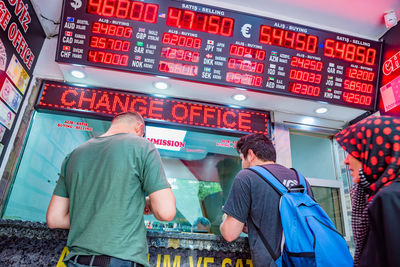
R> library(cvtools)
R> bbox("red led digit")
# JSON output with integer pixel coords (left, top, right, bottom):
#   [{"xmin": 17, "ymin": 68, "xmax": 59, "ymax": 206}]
[
  {"xmin": 259, "ymin": 26, "xmax": 272, "ymax": 44},
  {"xmin": 107, "ymin": 24, "xmax": 116, "ymax": 35},
  {"xmin": 185, "ymin": 37, "xmax": 193, "ymax": 47},
  {"xmin": 226, "ymin": 72, "xmax": 263, "ymax": 87},
  {"xmin": 272, "ymin": 28, "xmax": 284, "ymax": 46},
  {"xmin": 295, "ymin": 33, "xmax": 306, "ymax": 51},
  {"xmin": 105, "ymin": 38, "xmax": 114, "ymax": 49},
  {"xmin": 91, "ymin": 22, "xmax": 133, "ymax": 38},
  {"xmin": 122, "ymin": 41, "xmax": 130, "ymax": 52},
  {"xmin": 100, "ymin": 22, "xmax": 108, "ymax": 34},
  {"xmin": 124, "ymin": 27, "xmax": 132, "ymax": 38},
  {"xmin": 178, "ymin": 36, "xmax": 186, "ymax": 46},
  {"xmin": 324, "ymin": 39, "xmax": 335, "ymax": 57},
  {"xmin": 104, "ymin": 52, "xmax": 113, "ymax": 64},
  {"xmin": 88, "ymin": 50, "xmax": 97, "ymax": 62},
  {"xmin": 208, "ymin": 15, "xmax": 220, "ymax": 34},
  {"xmin": 367, "ymin": 72, "xmax": 374, "ymax": 81},
  {"xmin": 177, "ymin": 50, "xmax": 185, "ymax": 61},
  {"xmin": 346, "ymin": 68, "xmax": 375, "ymax": 82},
  {"xmin": 220, "ymin": 18, "xmax": 234, "ymax": 36},
  {"xmin": 90, "ymin": 36, "xmax": 98, "ymax": 47},
  {"xmin": 324, "ymin": 39, "xmax": 376, "ymax": 65},
  {"xmin": 284, "ymin": 31, "xmax": 295, "ymax": 49},
  {"xmin": 166, "ymin": 8, "xmax": 234, "ymax": 36},
  {"xmin": 116, "ymin": 0, "xmax": 129, "ymax": 18},
  {"xmin": 90, "ymin": 36, "xmax": 130, "ymax": 52},
  {"xmin": 101, "ymin": 0, "xmax": 115, "ymax": 16},
  {"xmin": 192, "ymin": 52, "xmax": 200, "ymax": 62},
  {"xmin": 291, "ymin": 56, "xmax": 298, "ymax": 67},
  {"xmin": 87, "ymin": 0, "xmax": 158, "ymax": 23},
  {"xmin": 92, "ymin": 22, "xmax": 100, "ymax": 33},
  {"xmin": 289, "ymin": 83, "xmax": 320, "ymax": 97},
  {"xmin": 229, "ymin": 44, "xmax": 266, "ymax": 61},
  {"xmin": 255, "ymin": 63, "xmax": 264, "ymax": 73},
  {"xmin": 365, "ymin": 48, "xmax": 376, "ymax": 66},
  {"xmin": 355, "ymin": 46, "xmax": 366, "ymax": 64},
  {"xmin": 256, "ymin": 50, "xmax": 266, "ymax": 60},
  {"xmin": 97, "ymin": 37, "xmax": 106, "ymax": 48},
  {"xmin": 162, "ymin": 33, "xmax": 202, "ymax": 49},
  {"xmin": 343, "ymin": 92, "xmax": 371, "ymax": 105},
  {"xmin": 158, "ymin": 61, "xmax": 197, "ymax": 76},
  {"xmin": 259, "ymin": 26, "xmax": 318, "ymax": 53},
  {"xmin": 87, "ymin": 0, "xmax": 102, "ymax": 14},
  {"xmin": 167, "ymin": 8, "xmax": 181, "ymax": 27},
  {"xmin": 237, "ymin": 46, "xmax": 245, "ymax": 56},
  {"xmin": 230, "ymin": 45, "xmax": 237, "ymax": 55},
  {"xmin": 194, "ymin": 13, "xmax": 208, "ymax": 32},
  {"xmin": 181, "ymin": 10, "xmax": 195, "ymax": 29},
  {"xmin": 306, "ymin": 35, "xmax": 318, "ymax": 53},
  {"xmin": 88, "ymin": 50, "xmax": 128, "ymax": 66},
  {"xmin": 316, "ymin": 62, "xmax": 323, "ymax": 71},
  {"xmin": 112, "ymin": 54, "xmax": 121, "ymax": 65},
  {"xmin": 297, "ymin": 57, "xmax": 304, "ymax": 68},
  {"xmin": 143, "ymin": 4, "xmax": 158, "ymax": 23},
  {"xmin": 116, "ymin": 26, "xmax": 124, "ymax": 36},
  {"xmin": 291, "ymin": 57, "xmax": 323, "ymax": 72},
  {"xmin": 334, "ymin": 41, "xmax": 346, "ymax": 59},
  {"xmin": 289, "ymin": 69, "xmax": 321, "ymax": 84},
  {"xmin": 344, "ymin": 79, "xmax": 373, "ymax": 94},
  {"xmin": 193, "ymin": 39, "xmax": 201, "ymax": 49},
  {"xmin": 303, "ymin": 59, "xmax": 310, "ymax": 69},
  {"xmin": 162, "ymin": 33, "xmax": 171, "ymax": 43},
  {"xmin": 344, "ymin": 44, "xmax": 356, "ymax": 61},
  {"xmin": 130, "ymin": 2, "xmax": 144, "ymax": 21},
  {"xmin": 227, "ymin": 58, "xmax": 264, "ymax": 73}
]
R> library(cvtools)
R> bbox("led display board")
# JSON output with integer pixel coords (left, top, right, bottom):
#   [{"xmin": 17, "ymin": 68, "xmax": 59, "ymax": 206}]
[
  {"xmin": 56, "ymin": 0, "xmax": 382, "ymax": 110},
  {"xmin": 36, "ymin": 81, "xmax": 270, "ymax": 134}
]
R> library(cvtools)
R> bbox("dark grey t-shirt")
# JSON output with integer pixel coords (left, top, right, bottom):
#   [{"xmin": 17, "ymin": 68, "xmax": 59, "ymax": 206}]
[{"xmin": 222, "ymin": 164, "xmax": 313, "ymax": 267}]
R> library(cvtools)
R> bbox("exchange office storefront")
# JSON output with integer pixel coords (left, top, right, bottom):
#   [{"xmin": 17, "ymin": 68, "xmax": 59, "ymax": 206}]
[
  {"xmin": 0, "ymin": 80, "xmax": 348, "ymax": 266},
  {"xmin": 0, "ymin": 80, "xmax": 268, "ymax": 266}
]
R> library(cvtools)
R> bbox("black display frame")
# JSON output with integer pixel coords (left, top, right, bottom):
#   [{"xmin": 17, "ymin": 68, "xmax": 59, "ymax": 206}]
[{"xmin": 55, "ymin": 0, "xmax": 383, "ymax": 111}]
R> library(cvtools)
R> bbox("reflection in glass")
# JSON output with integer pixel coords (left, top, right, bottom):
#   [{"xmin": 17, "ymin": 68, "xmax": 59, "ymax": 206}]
[{"xmin": 3, "ymin": 112, "xmax": 241, "ymax": 236}]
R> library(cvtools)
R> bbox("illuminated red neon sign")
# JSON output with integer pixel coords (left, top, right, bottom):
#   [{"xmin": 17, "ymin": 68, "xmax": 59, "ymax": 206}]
[
  {"xmin": 382, "ymin": 50, "xmax": 400, "ymax": 76},
  {"xmin": 37, "ymin": 81, "xmax": 270, "ymax": 134}
]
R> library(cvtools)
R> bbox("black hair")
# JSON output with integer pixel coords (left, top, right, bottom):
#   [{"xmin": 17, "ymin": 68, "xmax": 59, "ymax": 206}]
[{"xmin": 236, "ymin": 133, "xmax": 276, "ymax": 162}]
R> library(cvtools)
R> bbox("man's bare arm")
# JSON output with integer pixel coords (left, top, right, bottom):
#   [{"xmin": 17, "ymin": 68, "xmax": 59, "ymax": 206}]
[
  {"xmin": 147, "ymin": 188, "xmax": 176, "ymax": 221},
  {"xmin": 220, "ymin": 213, "xmax": 245, "ymax": 242},
  {"xmin": 46, "ymin": 195, "xmax": 70, "ymax": 229}
]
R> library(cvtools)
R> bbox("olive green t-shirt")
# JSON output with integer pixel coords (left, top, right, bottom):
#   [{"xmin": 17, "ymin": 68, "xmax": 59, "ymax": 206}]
[{"xmin": 53, "ymin": 133, "xmax": 170, "ymax": 266}]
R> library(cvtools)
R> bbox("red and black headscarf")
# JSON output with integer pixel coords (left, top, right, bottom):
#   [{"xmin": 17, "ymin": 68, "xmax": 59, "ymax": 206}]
[{"xmin": 335, "ymin": 116, "xmax": 400, "ymax": 198}]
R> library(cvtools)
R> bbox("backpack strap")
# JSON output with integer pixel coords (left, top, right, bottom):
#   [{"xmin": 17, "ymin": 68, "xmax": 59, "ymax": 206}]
[
  {"xmin": 247, "ymin": 165, "xmax": 285, "ymax": 261},
  {"xmin": 293, "ymin": 169, "xmax": 308, "ymax": 195},
  {"xmin": 249, "ymin": 165, "xmax": 288, "ymax": 195},
  {"xmin": 252, "ymin": 217, "xmax": 280, "ymax": 261}
]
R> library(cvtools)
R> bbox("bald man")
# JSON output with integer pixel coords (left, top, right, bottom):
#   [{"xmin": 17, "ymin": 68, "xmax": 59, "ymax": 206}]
[{"xmin": 47, "ymin": 111, "xmax": 176, "ymax": 267}]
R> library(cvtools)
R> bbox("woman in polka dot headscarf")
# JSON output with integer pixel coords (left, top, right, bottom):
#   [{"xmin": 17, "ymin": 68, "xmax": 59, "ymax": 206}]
[{"xmin": 335, "ymin": 116, "xmax": 400, "ymax": 267}]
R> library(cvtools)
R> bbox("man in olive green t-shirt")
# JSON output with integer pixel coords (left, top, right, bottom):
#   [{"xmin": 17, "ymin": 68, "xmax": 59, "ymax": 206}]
[{"xmin": 46, "ymin": 111, "xmax": 176, "ymax": 267}]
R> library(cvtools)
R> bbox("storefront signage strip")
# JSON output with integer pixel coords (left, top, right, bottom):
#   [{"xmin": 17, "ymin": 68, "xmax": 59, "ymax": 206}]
[{"xmin": 36, "ymin": 81, "xmax": 270, "ymax": 134}]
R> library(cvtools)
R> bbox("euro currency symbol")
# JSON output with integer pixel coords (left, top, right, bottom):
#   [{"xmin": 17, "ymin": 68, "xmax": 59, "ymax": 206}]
[{"xmin": 241, "ymin": 24, "xmax": 252, "ymax": 38}]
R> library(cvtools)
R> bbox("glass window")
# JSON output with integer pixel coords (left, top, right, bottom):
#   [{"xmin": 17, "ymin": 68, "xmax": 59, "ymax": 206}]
[
  {"xmin": 311, "ymin": 186, "xmax": 344, "ymax": 234},
  {"xmin": 290, "ymin": 132, "xmax": 336, "ymax": 180},
  {"xmin": 290, "ymin": 131, "xmax": 345, "ymax": 234},
  {"xmin": 2, "ymin": 111, "xmax": 241, "ymax": 235}
]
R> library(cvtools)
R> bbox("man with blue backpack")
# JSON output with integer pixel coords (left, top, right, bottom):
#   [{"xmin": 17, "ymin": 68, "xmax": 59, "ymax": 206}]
[{"xmin": 220, "ymin": 133, "xmax": 353, "ymax": 267}]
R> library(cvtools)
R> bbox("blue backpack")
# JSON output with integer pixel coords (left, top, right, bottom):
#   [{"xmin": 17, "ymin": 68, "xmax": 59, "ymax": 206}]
[{"xmin": 249, "ymin": 165, "xmax": 353, "ymax": 267}]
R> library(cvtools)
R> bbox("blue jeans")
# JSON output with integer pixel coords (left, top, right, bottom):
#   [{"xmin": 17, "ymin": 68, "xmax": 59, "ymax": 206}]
[{"xmin": 67, "ymin": 256, "xmax": 141, "ymax": 267}]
